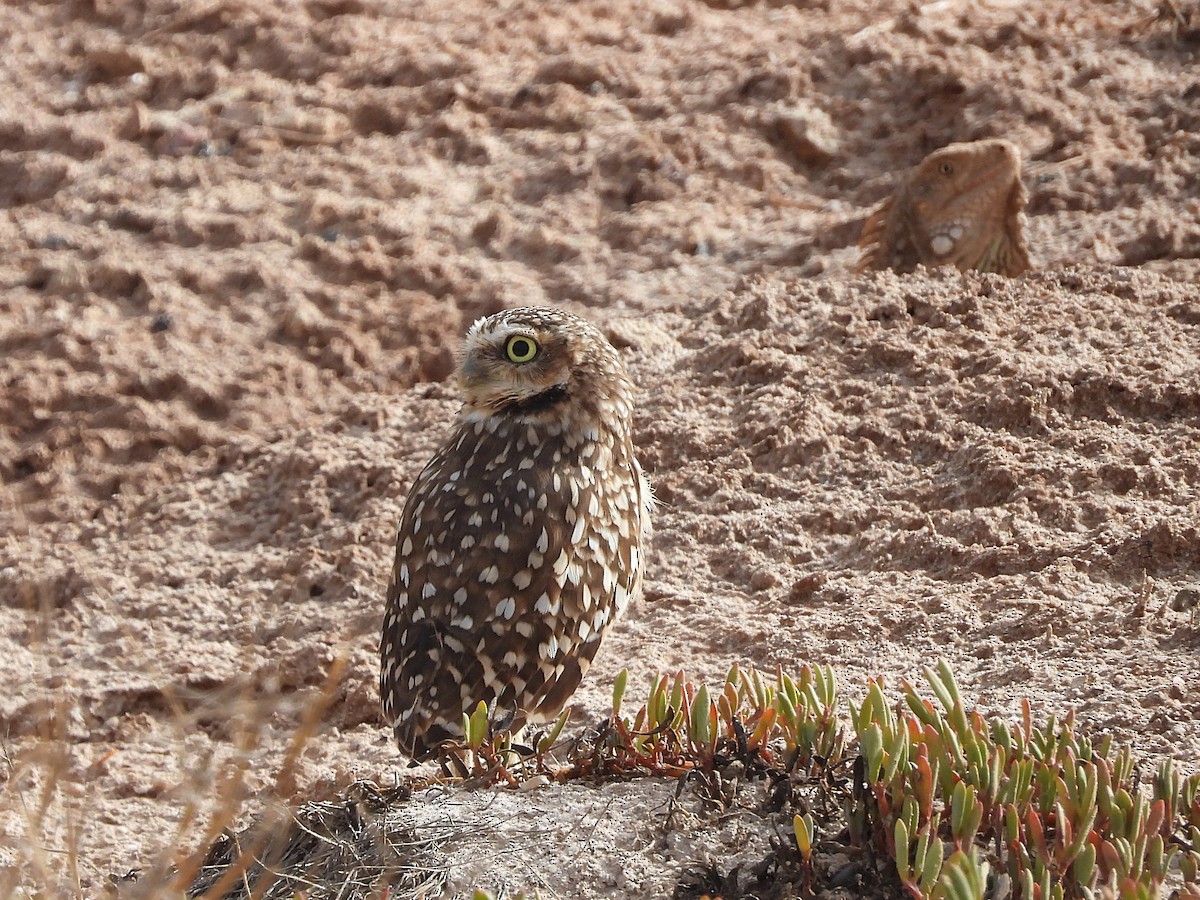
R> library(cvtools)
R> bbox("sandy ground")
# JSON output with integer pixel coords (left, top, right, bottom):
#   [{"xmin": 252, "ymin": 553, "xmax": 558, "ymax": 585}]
[{"xmin": 1, "ymin": 0, "xmax": 1199, "ymax": 895}]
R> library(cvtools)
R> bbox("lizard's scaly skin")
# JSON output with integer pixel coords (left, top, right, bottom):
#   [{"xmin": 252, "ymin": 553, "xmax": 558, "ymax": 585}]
[{"xmin": 858, "ymin": 139, "xmax": 1031, "ymax": 277}]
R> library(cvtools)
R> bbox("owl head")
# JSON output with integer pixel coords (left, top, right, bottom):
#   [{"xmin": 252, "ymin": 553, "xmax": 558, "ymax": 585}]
[{"xmin": 457, "ymin": 307, "xmax": 631, "ymax": 426}]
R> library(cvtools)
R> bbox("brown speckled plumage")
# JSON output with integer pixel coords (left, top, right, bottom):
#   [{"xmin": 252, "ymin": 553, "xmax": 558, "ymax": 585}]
[
  {"xmin": 858, "ymin": 139, "xmax": 1031, "ymax": 277},
  {"xmin": 380, "ymin": 307, "xmax": 653, "ymax": 760}
]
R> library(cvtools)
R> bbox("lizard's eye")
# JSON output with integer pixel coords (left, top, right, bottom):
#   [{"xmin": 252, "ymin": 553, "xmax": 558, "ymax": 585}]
[
  {"xmin": 938, "ymin": 161, "xmax": 955, "ymax": 176},
  {"xmin": 505, "ymin": 335, "xmax": 539, "ymax": 364}
]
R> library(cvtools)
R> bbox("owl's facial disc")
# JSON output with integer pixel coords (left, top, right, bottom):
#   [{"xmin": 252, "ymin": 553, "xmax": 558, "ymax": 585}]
[{"xmin": 460, "ymin": 323, "xmax": 573, "ymax": 418}]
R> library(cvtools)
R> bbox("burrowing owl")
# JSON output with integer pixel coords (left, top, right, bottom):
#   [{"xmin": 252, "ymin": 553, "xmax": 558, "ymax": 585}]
[{"xmin": 380, "ymin": 307, "xmax": 653, "ymax": 760}]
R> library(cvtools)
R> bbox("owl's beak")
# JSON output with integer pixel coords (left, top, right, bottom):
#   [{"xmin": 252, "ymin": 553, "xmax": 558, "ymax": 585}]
[{"xmin": 458, "ymin": 355, "xmax": 486, "ymax": 390}]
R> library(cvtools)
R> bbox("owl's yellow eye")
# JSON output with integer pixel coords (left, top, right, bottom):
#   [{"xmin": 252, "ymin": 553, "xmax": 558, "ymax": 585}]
[{"xmin": 505, "ymin": 335, "xmax": 539, "ymax": 363}]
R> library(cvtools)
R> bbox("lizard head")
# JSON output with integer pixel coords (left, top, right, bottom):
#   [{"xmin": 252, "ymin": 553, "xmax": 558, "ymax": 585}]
[{"xmin": 906, "ymin": 139, "xmax": 1028, "ymax": 274}]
